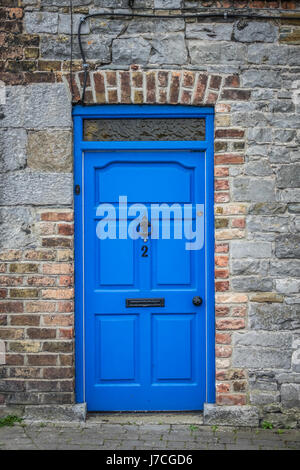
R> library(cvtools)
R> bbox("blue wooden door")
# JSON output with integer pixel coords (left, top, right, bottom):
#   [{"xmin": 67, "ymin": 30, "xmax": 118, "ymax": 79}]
[{"xmin": 84, "ymin": 149, "xmax": 207, "ymax": 411}]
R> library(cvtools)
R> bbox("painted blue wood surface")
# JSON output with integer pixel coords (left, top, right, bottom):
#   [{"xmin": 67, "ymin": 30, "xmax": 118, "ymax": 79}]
[{"xmin": 73, "ymin": 105, "xmax": 215, "ymax": 410}]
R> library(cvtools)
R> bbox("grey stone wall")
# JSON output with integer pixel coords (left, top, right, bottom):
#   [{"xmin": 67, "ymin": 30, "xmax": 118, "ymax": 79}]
[{"xmin": 0, "ymin": 0, "xmax": 300, "ymax": 425}]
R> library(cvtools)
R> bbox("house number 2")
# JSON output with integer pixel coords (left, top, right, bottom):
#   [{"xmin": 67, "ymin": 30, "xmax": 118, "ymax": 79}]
[{"xmin": 141, "ymin": 246, "xmax": 148, "ymax": 257}]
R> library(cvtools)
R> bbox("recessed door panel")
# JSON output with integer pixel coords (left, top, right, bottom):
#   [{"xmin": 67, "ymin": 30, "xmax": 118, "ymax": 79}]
[
  {"xmin": 152, "ymin": 314, "xmax": 195, "ymax": 382},
  {"xmin": 95, "ymin": 162, "xmax": 193, "ymax": 204},
  {"xmin": 95, "ymin": 315, "xmax": 138, "ymax": 383}
]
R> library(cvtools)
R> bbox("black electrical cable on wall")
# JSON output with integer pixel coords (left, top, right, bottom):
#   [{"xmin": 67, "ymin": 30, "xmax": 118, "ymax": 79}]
[
  {"xmin": 75, "ymin": 9, "xmax": 300, "ymax": 104},
  {"xmin": 70, "ymin": 0, "xmax": 74, "ymax": 99}
]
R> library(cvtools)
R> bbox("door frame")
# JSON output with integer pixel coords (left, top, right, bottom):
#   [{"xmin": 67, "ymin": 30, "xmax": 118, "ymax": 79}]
[{"xmin": 73, "ymin": 104, "xmax": 215, "ymax": 408}]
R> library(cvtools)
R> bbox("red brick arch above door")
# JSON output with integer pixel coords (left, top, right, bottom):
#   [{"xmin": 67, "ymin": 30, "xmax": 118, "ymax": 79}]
[{"xmin": 63, "ymin": 67, "xmax": 250, "ymax": 107}]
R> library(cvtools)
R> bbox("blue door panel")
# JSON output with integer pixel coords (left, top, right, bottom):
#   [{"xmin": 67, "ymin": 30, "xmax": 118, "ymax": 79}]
[
  {"xmin": 84, "ymin": 149, "xmax": 208, "ymax": 411},
  {"xmin": 95, "ymin": 315, "xmax": 138, "ymax": 382},
  {"xmin": 96, "ymin": 162, "xmax": 192, "ymax": 204},
  {"xmin": 74, "ymin": 106, "xmax": 215, "ymax": 410}
]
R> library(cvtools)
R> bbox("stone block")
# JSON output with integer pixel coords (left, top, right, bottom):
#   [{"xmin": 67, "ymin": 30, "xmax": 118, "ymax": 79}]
[
  {"xmin": 112, "ymin": 37, "xmax": 151, "ymax": 65},
  {"xmin": 275, "ymin": 234, "xmax": 300, "ymax": 259},
  {"xmin": 247, "ymin": 216, "xmax": 289, "ymax": 233},
  {"xmin": 233, "ymin": 177, "xmax": 275, "ymax": 202},
  {"xmin": 275, "ymin": 279, "xmax": 300, "ymax": 294},
  {"xmin": 126, "ymin": 18, "xmax": 184, "ymax": 35},
  {"xmin": 186, "ymin": 23, "xmax": 232, "ymax": 41},
  {"xmin": 0, "ymin": 86, "xmax": 26, "ymax": 128},
  {"xmin": 203, "ymin": 403, "xmax": 259, "ymax": 427},
  {"xmin": 242, "ymin": 70, "xmax": 281, "ymax": 88},
  {"xmin": 0, "ymin": 207, "xmax": 36, "ymax": 250},
  {"xmin": 24, "ymin": 403, "xmax": 87, "ymax": 421},
  {"xmin": 232, "ymin": 347, "xmax": 291, "ymax": 369},
  {"xmin": 233, "ymin": 331, "xmax": 293, "ymax": 349},
  {"xmin": 0, "ymin": 128, "xmax": 27, "ymax": 172},
  {"xmin": 0, "ymin": 172, "xmax": 72, "ymax": 206},
  {"xmin": 24, "ymin": 12, "xmax": 58, "ymax": 34},
  {"xmin": 248, "ymin": 44, "xmax": 287, "ymax": 65},
  {"xmin": 231, "ymin": 276, "xmax": 273, "ymax": 292},
  {"xmin": 27, "ymin": 130, "xmax": 72, "ymax": 172},
  {"xmin": 279, "ymin": 189, "xmax": 300, "ymax": 203},
  {"xmin": 154, "ymin": 0, "xmax": 180, "ymax": 7},
  {"xmin": 281, "ymin": 384, "xmax": 300, "ymax": 408},
  {"xmin": 250, "ymin": 391, "xmax": 280, "ymax": 405},
  {"xmin": 41, "ymin": 35, "xmax": 80, "ymax": 60},
  {"xmin": 231, "ymin": 241, "xmax": 272, "ymax": 258},
  {"xmin": 249, "ymin": 303, "xmax": 300, "ymax": 331},
  {"xmin": 248, "ymin": 203, "xmax": 287, "ymax": 215},
  {"xmin": 150, "ymin": 34, "xmax": 188, "ymax": 65},
  {"xmin": 277, "ymin": 164, "xmax": 300, "ymax": 189},
  {"xmin": 244, "ymin": 161, "xmax": 273, "ymax": 177},
  {"xmin": 24, "ymin": 84, "xmax": 72, "ymax": 129},
  {"xmin": 248, "ymin": 127, "xmax": 272, "ymax": 143},
  {"xmin": 58, "ymin": 14, "xmax": 90, "ymax": 35},
  {"xmin": 189, "ymin": 42, "xmax": 246, "ymax": 65},
  {"xmin": 233, "ymin": 21, "xmax": 278, "ymax": 43}
]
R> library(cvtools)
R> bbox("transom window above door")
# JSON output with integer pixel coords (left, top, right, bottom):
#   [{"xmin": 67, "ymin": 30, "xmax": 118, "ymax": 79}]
[{"xmin": 83, "ymin": 118, "xmax": 206, "ymax": 141}]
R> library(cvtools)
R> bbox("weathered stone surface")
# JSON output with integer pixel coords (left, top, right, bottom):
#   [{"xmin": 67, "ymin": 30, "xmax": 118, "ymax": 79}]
[
  {"xmin": 279, "ymin": 189, "xmax": 300, "ymax": 203},
  {"xmin": 90, "ymin": 19, "xmax": 125, "ymax": 35},
  {"xmin": 232, "ymin": 347, "xmax": 291, "ymax": 370},
  {"xmin": 242, "ymin": 70, "xmax": 281, "ymax": 88},
  {"xmin": 0, "ymin": 207, "xmax": 36, "ymax": 250},
  {"xmin": 24, "ymin": 84, "xmax": 72, "ymax": 129},
  {"xmin": 58, "ymin": 14, "xmax": 90, "ymax": 35},
  {"xmin": 249, "ymin": 370, "xmax": 278, "ymax": 391},
  {"xmin": 189, "ymin": 42, "xmax": 247, "ymax": 65},
  {"xmin": 0, "ymin": 87, "xmax": 26, "ymax": 128},
  {"xmin": 25, "ymin": 12, "xmax": 58, "ymax": 34},
  {"xmin": 275, "ymin": 279, "xmax": 300, "ymax": 294},
  {"xmin": 41, "ymin": 35, "xmax": 79, "ymax": 60},
  {"xmin": 41, "ymin": 0, "xmax": 90, "ymax": 5},
  {"xmin": 275, "ymin": 234, "xmax": 300, "ymax": 259},
  {"xmin": 203, "ymin": 404, "xmax": 259, "ymax": 427},
  {"xmin": 231, "ymin": 276, "xmax": 273, "ymax": 292},
  {"xmin": 93, "ymin": 0, "xmax": 128, "ymax": 6},
  {"xmin": 277, "ymin": 164, "xmax": 300, "ymax": 189},
  {"xmin": 249, "ymin": 303, "xmax": 300, "ymax": 331},
  {"xmin": 288, "ymin": 203, "xmax": 300, "ymax": 213},
  {"xmin": 269, "ymin": 260, "xmax": 300, "ymax": 277},
  {"xmin": 126, "ymin": 18, "xmax": 184, "ymax": 34},
  {"xmin": 231, "ymin": 241, "xmax": 272, "ymax": 259},
  {"xmin": 150, "ymin": 34, "xmax": 188, "ymax": 65},
  {"xmin": 0, "ymin": 172, "xmax": 72, "ymax": 206},
  {"xmin": 248, "ymin": 128, "xmax": 272, "ymax": 143},
  {"xmin": 233, "ymin": 332, "xmax": 293, "ymax": 349},
  {"xmin": 250, "ymin": 293, "xmax": 283, "ymax": 303},
  {"xmin": 27, "ymin": 131, "xmax": 72, "ymax": 173},
  {"xmin": 154, "ymin": 0, "xmax": 180, "ymax": 7},
  {"xmin": 233, "ymin": 21, "xmax": 278, "ymax": 43},
  {"xmin": 250, "ymin": 391, "xmax": 280, "ymax": 405},
  {"xmin": 232, "ymin": 260, "xmax": 269, "ymax": 276},
  {"xmin": 112, "ymin": 37, "xmax": 151, "ymax": 65},
  {"xmin": 233, "ymin": 178, "xmax": 275, "ymax": 202},
  {"xmin": 281, "ymin": 384, "xmax": 300, "ymax": 408},
  {"xmin": 248, "ymin": 44, "xmax": 288, "ymax": 65},
  {"xmin": 0, "ymin": 128, "xmax": 27, "ymax": 172},
  {"xmin": 244, "ymin": 161, "xmax": 273, "ymax": 177},
  {"xmin": 247, "ymin": 216, "xmax": 289, "ymax": 233},
  {"xmin": 186, "ymin": 23, "xmax": 232, "ymax": 41},
  {"xmin": 248, "ymin": 203, "xmax": 287, "ymax": 215},
  {"xmin": 24, "ymin": 403, "xmax": 87, "ymax": 421}
]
